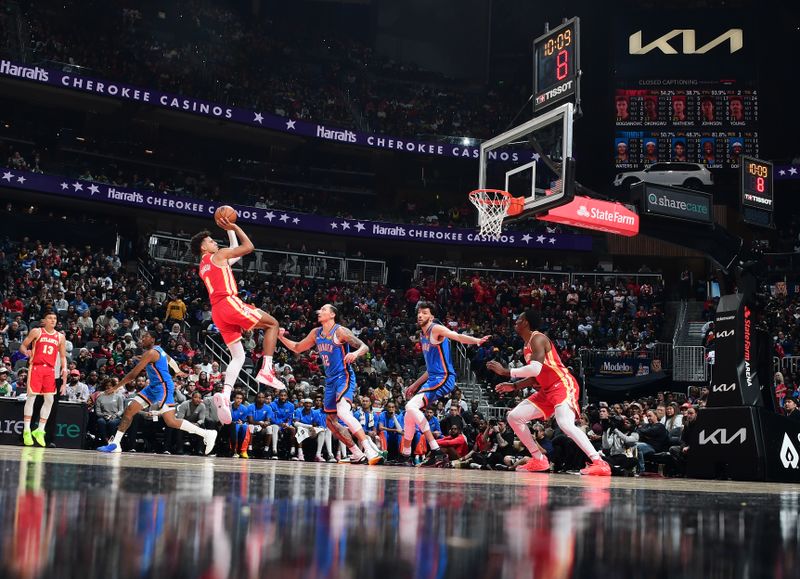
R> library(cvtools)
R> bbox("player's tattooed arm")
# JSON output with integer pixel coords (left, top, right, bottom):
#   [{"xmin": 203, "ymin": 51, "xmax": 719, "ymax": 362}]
[{"xmin": 336, "ymin": 327, "xmax": 368, "ymax": 364}]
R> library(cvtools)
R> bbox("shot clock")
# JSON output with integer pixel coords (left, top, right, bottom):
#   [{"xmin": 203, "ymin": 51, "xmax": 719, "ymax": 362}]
[
  {"xmin": 740, "ymin": 155, "xmax": 774, "ymax": 228},
  {"xmin": 533, "ymin": 18, "xmax": 580, "ymax": 113}
]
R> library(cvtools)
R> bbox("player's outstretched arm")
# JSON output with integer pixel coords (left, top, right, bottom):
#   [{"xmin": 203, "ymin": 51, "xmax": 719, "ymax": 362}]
[
  {"xmin": 432, "ymin": 325, "xmax": 490, "ymax": 347},
  {"xmin": 115, "ymin": 349, "xmax": 159, "ymax": 390},
  {"xmin": 225, "ymin": 229, "xmax": 243, "ymax": 265},
  {"xmin": 214, "ymin": 221, "xmax": 254, "ymax": 262},
  {"xmin": 336, "ymin": 326, "xmax": 368, "ymax": 365},
  {"xmin": 19, "ymin": 327, "xmax": 41, "ymax": 358},
  {"xmin": 278, "ymin": 328, "xmax": 316, "ymax": 354}
]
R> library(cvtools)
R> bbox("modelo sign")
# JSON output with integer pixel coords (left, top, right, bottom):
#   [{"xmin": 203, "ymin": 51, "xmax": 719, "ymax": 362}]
[{"xmin": 636, "ymin": 182, "xmax": 712, "ymax": 224}]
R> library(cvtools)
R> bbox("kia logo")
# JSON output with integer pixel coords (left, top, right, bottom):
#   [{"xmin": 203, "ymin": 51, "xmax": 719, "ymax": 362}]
[
  {"xmin": 715, "ymin": 329, "xmax": 735, "ymax": 338},
  {"xmin": 699, "ymin": 427, "xmax": 747, "ymax": 445},
  {"xmin": 712, "ymin": 383, "xmax": 736, "ymax": 392},
  {"xmin": 629, "ymin": 29, "xmax": 743, "ymax": 55}
]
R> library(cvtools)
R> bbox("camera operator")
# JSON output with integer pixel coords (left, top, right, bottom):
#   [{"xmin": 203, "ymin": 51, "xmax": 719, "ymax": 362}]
[{"xmin": 601, "ymin": 414, "xmax": 639, "ymax": 475}]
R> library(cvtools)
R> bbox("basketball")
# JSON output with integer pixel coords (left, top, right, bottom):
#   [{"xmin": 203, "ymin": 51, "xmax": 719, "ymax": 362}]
[{"xmin": 214, "ymin": 205, "xmax": 237, "ymax": 227}]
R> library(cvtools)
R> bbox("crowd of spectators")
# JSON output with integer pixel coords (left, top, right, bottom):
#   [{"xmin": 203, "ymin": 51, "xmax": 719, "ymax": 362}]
[
  {"xmin": 20, "ymin": 1, "xmax": 520, "ymax": 141},
  {"xmin": 1, "ymin": 139, "xmax": 512, "ymax": 230}
]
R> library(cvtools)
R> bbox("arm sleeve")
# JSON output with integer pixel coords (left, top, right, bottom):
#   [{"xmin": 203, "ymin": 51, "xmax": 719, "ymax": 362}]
[
  {"xmin": 509, "ymin": 360, "xmax": 543, "ymax": 379},
  {"xmin": 437, "ymin": 436, "xmax": 458, "ymax": 448},
  {"xmin": 227, "ymin": 230, "xmax": 242, "ymax": 265}
]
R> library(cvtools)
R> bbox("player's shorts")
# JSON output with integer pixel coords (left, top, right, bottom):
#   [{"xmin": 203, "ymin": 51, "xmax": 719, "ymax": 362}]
[
  {"xmin": 526, "ymin": 378, "xmax": 580, "ymax": 420},
  {"xmin": 27, "ymin": 364, "xmax": 56, "ymax": 395},
  {"xmin": 324, "ymin": 374, "xmax": 356, "ymax": 413},
  {"xmin": 417, "ymin": 374, "xmax": 456, "ymax": 407},
  {"xmin": 135, "ymin": 381, "xmax": 176, "ymax": 412},
  {"xmin": 211, "ymin": 296, "xmax": 262, "ymax": 345}
]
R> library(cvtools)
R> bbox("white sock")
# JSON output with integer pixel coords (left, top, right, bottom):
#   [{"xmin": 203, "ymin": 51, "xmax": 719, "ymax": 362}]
[
  {"xmin": 349, "ymin": 444, "xmax": 364, "ymax": 460},
  {"xmin": 262, "ymin": 356, "xmax": 273, "ymax": 372},
  {"xmin": 23, "ymin": 396, "xmax": 36, "ymax": 432},
  {"xmin": 428, "ymin": 437, "xmax": 440, "ymax": 451},
  {"xmin": 325, "ymin": 431, "xmax": 333, "ymax": 456},
  {"xmin": 112, "ymin": 430, "xmax": 124, "ymax": 446},
  {"xmin": 316, "ymin": 433, "xmax": 325, "ymax": 456},
  {"xmin": 180, "ymin": 420, "xmax": 205, "ymax": 436}
]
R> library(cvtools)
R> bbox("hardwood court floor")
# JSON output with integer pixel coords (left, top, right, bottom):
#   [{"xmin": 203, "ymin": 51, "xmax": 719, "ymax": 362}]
[{"xmin": 0, "ymin": 446, "xmax": 796, "ymax": 578}]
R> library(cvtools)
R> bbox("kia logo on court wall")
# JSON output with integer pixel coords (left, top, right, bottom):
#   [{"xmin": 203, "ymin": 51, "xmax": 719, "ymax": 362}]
[
  {"xmin": 629, "ymin": 29, "xmax": 743, "ymax": 55},
  {"xmin": 698, "ymin": 427, "xmax": 747, "ymax": 445},
  {"xmin": 712, "ymin": 383, "xmax": 736, "ymax": 392}
]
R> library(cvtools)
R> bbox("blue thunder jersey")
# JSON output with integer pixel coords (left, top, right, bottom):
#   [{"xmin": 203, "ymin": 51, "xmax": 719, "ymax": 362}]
[
  {"xmin": 294, "ymin": 407, "xmax": 324, "ymax": 427},
  {"xmin": 315, "ymin": 324, "xmax": 353, "ymax": 386},
  {"xmin": 231, "ymin": 402, "xmax": 250, "ymax": 423},
  {"xmin": 420, "ymin": 323, "xmax": 455, "ymax": 379},
  {"xmin": 248, "ymin": 403, "xmax": 275, "ymax": 423},
  {"xmin": 145, "ymin": 346, "xmax": 174, "ymax": 389}
]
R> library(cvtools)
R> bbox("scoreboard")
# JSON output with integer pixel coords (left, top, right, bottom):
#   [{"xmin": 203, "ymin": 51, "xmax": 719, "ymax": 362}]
[
  {"xmin": 533, "ymin": 18, "xmax": 580, "ymax": 112},
  {"xmin": 740, "ymin": 155, "xmax": 773, "ymax": 228},
  {"xmin": 614, "ymin": 86, "xmax": 758, "ymax": 170}
]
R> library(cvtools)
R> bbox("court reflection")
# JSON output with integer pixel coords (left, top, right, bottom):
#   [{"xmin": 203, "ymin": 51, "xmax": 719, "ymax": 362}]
[{"xmin": 0, "ymin": 451, "xmax": 798, "ymax": 579}]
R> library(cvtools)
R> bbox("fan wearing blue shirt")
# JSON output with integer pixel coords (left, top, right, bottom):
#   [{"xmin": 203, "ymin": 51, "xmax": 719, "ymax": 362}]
[
  {"xmin": 294, "ymin": 398, "xmax": 330, "ymax": 462},
  {"xmin": 229, "ymin": 391, "xmax": 250, "ymax": 458},
  {"xmin": 270, "ymin": 389, "xmax": 297, "ymax": 460},
  {"xmin": 247, "ymin": 391, "xmax": 277, "ymax": 458}
]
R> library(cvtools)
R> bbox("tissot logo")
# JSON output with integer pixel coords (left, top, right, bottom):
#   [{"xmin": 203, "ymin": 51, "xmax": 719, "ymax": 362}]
[
  {"xmin": 629, "ymin": 29, "xmax": 743, "ymax": 55},
  {"xmin": 698, "ymin": 427, "xmax": 747, "ymax": 445},
  {"xmin": 712, "ymin": 383, "xmax": 736, "ymax": 392}
]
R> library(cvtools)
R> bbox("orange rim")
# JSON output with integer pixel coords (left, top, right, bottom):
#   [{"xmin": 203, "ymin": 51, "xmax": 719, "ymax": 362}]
[{"xmin": 468, "ymin": 189, "xmax": 525, "ymax": 216}]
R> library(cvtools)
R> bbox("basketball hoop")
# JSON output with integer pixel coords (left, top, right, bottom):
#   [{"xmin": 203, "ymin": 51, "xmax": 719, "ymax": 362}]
[{"xmin": 469, "ymin": 189, "xmax": 524, "ymax": 238}]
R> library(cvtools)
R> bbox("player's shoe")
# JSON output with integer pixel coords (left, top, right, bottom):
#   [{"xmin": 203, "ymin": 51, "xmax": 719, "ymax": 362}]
[
  {"xmin": 97, "ymin": 443, "xmax": 121, "ymax": 453},
  {"xmin": 256, "ymin": 369, "xmax": 285, "ymax": 390},
  {"xmin": 366, "ymin": 451, "xmax": 385, "ymax": 466},
  {"xmin": 22, "ymin": 430, "xmax": 33, "ymax": 447},
  {"xmin": 240, "ymin": 451, "xmax": 249, "ymax": 459},
  {"xmin": 420, "ymin": 449, "xmax": 448, "ymax": 468},
  {"xmin": 203, "ymin": 429, "xmax": 218, "ymax": 456},
  {"xmin": 337, "ymin": 456, "xmax": 351, "ymax": 463},
  {"xmin": 517, "ymin": 455, "xmax": 551, "ymax": 473},
  {"xmin": 213, "ymin": 391, "xmax": 232, "ymax": 425},
  {"xmin": 327, "ymin": 456, "xmax": 338, "ymax": 463},
  {"xmin": 31, "ymin": 429, "xmax": 47, "ymax": 448},
  {"xmin": 315, "ymin": 455, "xmax": 326, "ymax": 462},
  {"xmin": 580, "ymin": 459, "xmax": 612, "ymax": 476},
  {"xmin": 387, "ymin": 455, "xmax": 415, "ymax": 467}
]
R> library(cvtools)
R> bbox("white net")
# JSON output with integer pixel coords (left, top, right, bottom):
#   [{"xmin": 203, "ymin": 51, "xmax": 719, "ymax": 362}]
[{"xmin": 469, "ymin": 189, "xmax": 511, "ymax": 239}]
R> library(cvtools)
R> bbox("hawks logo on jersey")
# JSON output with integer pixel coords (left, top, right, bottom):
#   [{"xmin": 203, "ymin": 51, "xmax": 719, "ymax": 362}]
[
  {"xmin": 524, "ymin": 332, "xmax": 576, "ymax": 391},
  {"xmin": 32, "ymin": 330, "xmax": 60, "ymax": 367},
  {"xmin": 198, "ymin": 253, "xmax": 239, "ymax": 305}
]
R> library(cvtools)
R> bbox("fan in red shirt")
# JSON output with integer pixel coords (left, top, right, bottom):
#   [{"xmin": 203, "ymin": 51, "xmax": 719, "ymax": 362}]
[
  {"xmin": 436, "ymin": 424, "xmax": 470, "ymax": 460},
  {"xmin": 190, "ymin": 218, "xmax": 283, "ymax": 425}
]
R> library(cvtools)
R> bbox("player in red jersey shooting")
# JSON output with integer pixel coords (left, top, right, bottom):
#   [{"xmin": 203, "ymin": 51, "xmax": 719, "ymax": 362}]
[
  {"xmin": 190, "ymin": 218, "xmax": 283, "ymax": 424},
  {"xmin": 18, "ymin": 312, "xmax": 67, "ymax": 446},
  {"xmin": 487, "ymin": 309, "xmax": 610, "ymax": 475}
]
